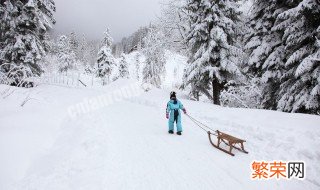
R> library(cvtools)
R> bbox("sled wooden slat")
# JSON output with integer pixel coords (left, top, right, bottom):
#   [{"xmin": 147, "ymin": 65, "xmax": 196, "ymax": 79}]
[{"xmin": 207, "ymin": 130, "xmax": 248, "ymax": 156}]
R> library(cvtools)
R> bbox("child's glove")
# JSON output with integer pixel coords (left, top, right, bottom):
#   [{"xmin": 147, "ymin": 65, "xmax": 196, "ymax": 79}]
[
  {"xmin": 166, "ymin": 113, "xmax": 169, "ymax": 119},
  {"xmin": 182, "ymin": 108, "xmax": 187, "ymax": 114}
]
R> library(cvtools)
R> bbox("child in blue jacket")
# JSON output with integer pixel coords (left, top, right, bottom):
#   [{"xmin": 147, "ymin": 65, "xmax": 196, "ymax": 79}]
[{"xmin": 166, "ymin": 91, "xmax": 187, "ymax": 135}]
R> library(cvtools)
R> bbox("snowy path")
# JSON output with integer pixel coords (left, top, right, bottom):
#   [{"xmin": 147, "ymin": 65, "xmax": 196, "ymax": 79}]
[{"xmin": 0, "ymin": 81, "xmax": 320, "ymax": 190}]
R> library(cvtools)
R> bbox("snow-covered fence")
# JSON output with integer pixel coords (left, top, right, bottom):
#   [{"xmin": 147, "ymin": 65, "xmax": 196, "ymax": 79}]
[
  {"xmin": 33, "ymin": 72, "xmax": 99, "ymax": 88},
  {"xmin": 35, "ymin": 73, "xmax": 79, "ymax": 87},
  {"xmin": 1, "ymin": 65, "xmax": 108, "ymax": 88}
]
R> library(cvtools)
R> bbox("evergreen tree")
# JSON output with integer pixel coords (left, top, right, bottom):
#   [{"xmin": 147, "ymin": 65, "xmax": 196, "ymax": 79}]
[
  {"xmin": 274, "ymin": 0, "xmax": 320, "ymax": 114},
  {"xmin": 69, "ymin": 31, "xmax": 79, "ymax": 57},
  {"xmin": 118, "ymin": 53, "xmax": 129, "ymax": 78},
  {"xmin": 134, "ymin": 52, "xmax": 141, "ymax": 80},
  {"xmin": 142, "ymin": 26, "xmax": 166, "ymax": 88},
  {"xmin": 0, "ymin": 0, "xmax": 55, "ymax": 85},
  {"xmin": 244, "ymin": 1, "xmax": 290, "ymax": 109},
  {"xmin": 79, "ymin": 33, "xmax": 88, "ymax": 63},
  {"xmin": 245, "ymin": 0, "xmax": 320, "ymax": 114},
  {"xmin": 57, "ymin": 35, "xmax": 76, "ymax": 73},
  {"xmin": 96, "ymin": 28, "xmax": 115, "ymax": 85},
  {"xmin": 182, "ymin": 0, "xmax": 242, "ymax": 105},
  {"xmin": 88, "ymin": 41, "xmax": 99, "ymax": 66}
]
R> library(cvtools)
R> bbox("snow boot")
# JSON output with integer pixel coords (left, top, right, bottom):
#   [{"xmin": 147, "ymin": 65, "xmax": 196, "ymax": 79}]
[
  {"xmin": 177, "ymin": 131, "xmax": 182, "ymax": 135},
  {"xmin": 168, "ymin": 130, "xmax": 174, "ymax": 134}
]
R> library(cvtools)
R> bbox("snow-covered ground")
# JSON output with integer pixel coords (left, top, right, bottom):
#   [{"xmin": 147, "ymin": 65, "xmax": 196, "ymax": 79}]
[{"xmin": 1, "ymin": 78, "xmax": 320, "ymax": 190}]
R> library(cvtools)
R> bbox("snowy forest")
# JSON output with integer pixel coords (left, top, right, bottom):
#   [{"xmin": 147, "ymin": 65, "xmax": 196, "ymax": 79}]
[{"xmin": 1, "ymin": 0, "xmax": 319, "ymax": 114}]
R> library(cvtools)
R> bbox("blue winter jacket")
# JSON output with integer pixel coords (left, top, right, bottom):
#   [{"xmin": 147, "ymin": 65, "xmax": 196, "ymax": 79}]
[{"xmin": 166, "ymin": 99, "xmax": 185, "ymax": 132}]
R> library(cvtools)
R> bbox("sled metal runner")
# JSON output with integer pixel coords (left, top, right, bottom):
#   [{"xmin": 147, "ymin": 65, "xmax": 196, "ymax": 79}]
[
  {"xmin": 186, "ymin": 114, "xmax": 248, "ymax": 156},
  {"xmin": 208, "ymin": 130, "xmax": 248, "ymax": 156}
]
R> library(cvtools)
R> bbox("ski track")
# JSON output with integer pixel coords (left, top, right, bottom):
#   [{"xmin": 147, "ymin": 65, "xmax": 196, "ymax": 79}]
[{"xmin": 1, "ymin": 83, "xmax": 319, "ymax": 190}]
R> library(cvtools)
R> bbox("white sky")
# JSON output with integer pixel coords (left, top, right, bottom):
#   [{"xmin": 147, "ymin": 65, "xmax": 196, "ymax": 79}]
[{"xmin": 53, "ymin": 0, "xmax": 165, "ymax": 42}]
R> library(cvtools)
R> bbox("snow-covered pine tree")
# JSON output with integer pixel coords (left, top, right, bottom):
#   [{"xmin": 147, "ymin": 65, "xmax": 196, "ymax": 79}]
[
  {"xmin": 57, "ymin": 35, "xmax": 76, "ymax": 73},
  {"xmin": 134, "ymin": 52, "xmax": 141, "ymax": 80},
  {"xmin": 274, "ymin": 0, "xmax": 320, "ymax": 114},
  {"xmin": 0, "ymin": 0, "xmax": 55, "ymax": 86},
  {"xmin": 182, "ymin": 0, "xmax": 242, "ymax": 105},
  {"xmin": 69, "ymin": 31, "xmax": 79, "ymax": 57},
  {"xmin": 118, "ymin": 53, "xmax": 129, "ymax": 78},
  {"xmin": 142, "ymin": 26, "xmax": 166, "ymax": 88},
  {"xmin": 244, "ymin": 1, "xmax": 290, "ymax": 109},
  {"xmin": 78, "ymin": 33, "xmax": 88, "ymax": 64},
  {"xmin": 88, "ymin": 41, "xmax": 99, "ymax": 65},
  {"xmin": 96, "ymin": 28, "xmax": 115, "ymax": 85}
]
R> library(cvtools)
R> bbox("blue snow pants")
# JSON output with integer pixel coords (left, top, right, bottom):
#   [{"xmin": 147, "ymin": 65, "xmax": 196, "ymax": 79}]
[{"xmin": 166, "ymin": 100, "xmax": 185, "ymax": 132}]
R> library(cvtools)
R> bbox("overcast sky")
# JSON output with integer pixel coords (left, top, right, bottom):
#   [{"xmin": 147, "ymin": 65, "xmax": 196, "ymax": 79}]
[{"xmin": 53, "ymin": 0, "xmax": 165, "ymax": 42}]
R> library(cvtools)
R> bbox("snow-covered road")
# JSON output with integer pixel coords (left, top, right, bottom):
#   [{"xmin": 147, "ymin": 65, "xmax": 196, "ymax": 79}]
[{"xmin": 0, "ymin": 81, "xmax": 319, "ymax": 190}]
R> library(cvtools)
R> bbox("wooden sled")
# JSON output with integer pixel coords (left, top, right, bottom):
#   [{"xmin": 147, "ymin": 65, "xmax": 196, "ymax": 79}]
[{"xmin": 207, "ymin": 130, "xmax": 248, "ymax": 156}]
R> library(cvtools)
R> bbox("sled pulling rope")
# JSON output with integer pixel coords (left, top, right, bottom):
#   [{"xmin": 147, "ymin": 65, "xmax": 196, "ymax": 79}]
[{"xmin": 185, "ymin": 114, "xmax": 248, "ymax": 156}]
